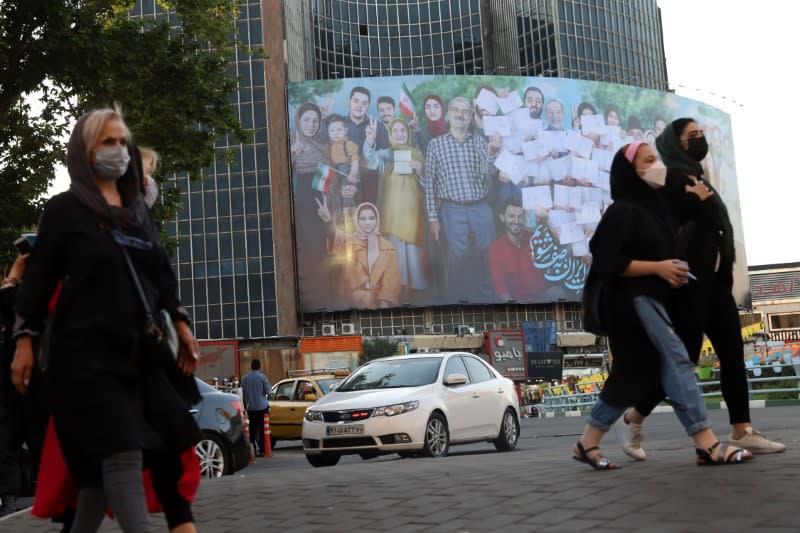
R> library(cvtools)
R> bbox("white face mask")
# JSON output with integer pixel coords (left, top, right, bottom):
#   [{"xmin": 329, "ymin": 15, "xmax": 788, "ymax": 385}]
[
  {"xmin": 639, "ymin": 160, "xmax": 667, "ymax": 188},
  {"xmin": 93, "ymin": 146, "xmax": 131, "ymax": 181},
  {"xmin": 144, "ymin": 175, "xmax": 159, "ymax": 208}
]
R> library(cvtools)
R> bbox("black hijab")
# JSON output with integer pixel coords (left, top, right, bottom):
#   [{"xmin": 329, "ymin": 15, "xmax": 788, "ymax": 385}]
[
  {"xmin": 66, "ymin": 111, "xmax": 150, "ymax": 232},
  {"xmin": 655, "ymin": 118, "xmax": 735, "ymax": 264},
  {"xmin": 610, "ymin": 145, "xmax": 670, "ymax": 226}
]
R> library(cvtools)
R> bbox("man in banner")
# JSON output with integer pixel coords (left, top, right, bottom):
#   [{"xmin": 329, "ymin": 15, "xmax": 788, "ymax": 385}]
[
  {"xmin": 377, "ymin": 96, "xmax": 396, "ymax": 127},
  {"xmin": 425, "ymin": 96, "xmax": 502, "ymax": 302}
]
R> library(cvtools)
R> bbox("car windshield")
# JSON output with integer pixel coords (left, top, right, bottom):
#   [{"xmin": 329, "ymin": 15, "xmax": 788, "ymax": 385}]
[
  {"xmin": 316, "ymin": 378, "xmax": 344, "ymax": 394},
  {"xmin": 336, "ymin": 357, "xmax": 442, "ymax": 391}
]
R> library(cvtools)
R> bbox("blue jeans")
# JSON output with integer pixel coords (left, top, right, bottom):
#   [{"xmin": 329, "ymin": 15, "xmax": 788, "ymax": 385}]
[
  {"xmin": 439, "ymin": 200, "xmax": 495, "ymax": 302},
  {"xmin": 588, "ymin": 296, "xmax": 711, "ymax": 436}
]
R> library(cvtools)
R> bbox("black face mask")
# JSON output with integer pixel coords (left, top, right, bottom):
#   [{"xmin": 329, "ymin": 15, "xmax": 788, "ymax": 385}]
[{"xmin": 687, "ymin": 136, "xmax": 709, "ymax": 161}]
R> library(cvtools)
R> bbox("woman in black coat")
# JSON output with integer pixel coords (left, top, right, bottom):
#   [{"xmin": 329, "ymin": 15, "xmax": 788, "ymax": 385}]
[
  {"xmin": 573, "ymin": 142, "xmax": 752, "ymax": 470},
  {"xmin": 11, "ymin": 108, "xmax": 202, "ymax": 532},
  {"xmin": 619, "ymin": 119, "xmax": 786, "ymax": 459}
]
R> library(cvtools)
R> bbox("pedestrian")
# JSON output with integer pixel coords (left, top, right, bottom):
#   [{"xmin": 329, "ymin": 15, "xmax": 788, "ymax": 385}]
[
  {"xmin": 241, "ymin": 359, "xmax": 271, "ymax": 457},
  {"xmin": 11, "ymin": 107, "xmax": 202, "ymax": 532},
  {"xmin": 616, "ymin": 118, "xmax": 786, "ymax": 459},
  {"xmin": 573, "ymin": 142, "xmax": 752, "ymax": 469}
]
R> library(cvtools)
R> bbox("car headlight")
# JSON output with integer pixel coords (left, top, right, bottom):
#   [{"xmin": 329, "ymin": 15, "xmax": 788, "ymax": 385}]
[
  {"xmin": 304, "ymin": 410, "xmax": 323, "ymax": 422},
  {"xmin": 373, "ymin": 400, "xmax": 419, "ymax": 417}
]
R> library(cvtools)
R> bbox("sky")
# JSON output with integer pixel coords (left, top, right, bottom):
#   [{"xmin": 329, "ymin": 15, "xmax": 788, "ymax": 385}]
[
  {"xmin": 47, "ymin": 1, "xmax": 798, "ymax": 267},
  {"xmin": 657, "ymin": 0, "xmax": 797, "ymax": 266}
]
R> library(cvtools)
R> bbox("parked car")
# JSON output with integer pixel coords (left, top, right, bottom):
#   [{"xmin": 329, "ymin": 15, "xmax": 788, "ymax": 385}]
[
  {"xmin": 193, "ymin": 378, "xmax": 250, "ymax": 477},
  {"xmin": 302, "ymin": 353, "xmax": 520, "ymax": 467},
  {"xmin": 269, "ymin": 370, "xmax": 348, "ymax": 447}
]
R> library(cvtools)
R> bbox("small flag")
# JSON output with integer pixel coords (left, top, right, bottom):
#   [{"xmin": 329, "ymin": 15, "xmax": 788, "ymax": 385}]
[
  {"xmin": 311, "ymin": 163, "xmax": 338, "ymax": 193},
  {"xmin": 399, "ymin": 83, "xmax": 416, "ymax": 119}
]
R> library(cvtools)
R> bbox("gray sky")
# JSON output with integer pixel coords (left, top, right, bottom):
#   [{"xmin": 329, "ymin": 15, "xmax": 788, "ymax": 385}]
[{"xmin": 658, "ymin": 0, "xmax": 797, "ymax": 266}]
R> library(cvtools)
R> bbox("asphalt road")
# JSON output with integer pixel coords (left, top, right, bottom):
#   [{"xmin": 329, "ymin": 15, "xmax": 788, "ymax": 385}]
[{"xmin": 3, "ymin": 405, "xmax": 799, "ymax": 532}]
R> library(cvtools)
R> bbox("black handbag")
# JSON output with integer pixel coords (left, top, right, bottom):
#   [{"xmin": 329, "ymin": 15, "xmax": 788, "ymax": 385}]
[
  {"xmin": 582, "ymin": 267, "xmax": 608, "ymax": 336},
  {"xmin": 115, "ymin": 233, "xmax": 179, "ymax": 368}
]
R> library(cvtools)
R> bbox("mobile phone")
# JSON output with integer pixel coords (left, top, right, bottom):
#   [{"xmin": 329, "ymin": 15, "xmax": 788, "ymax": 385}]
[{"xmin": 14, "ymin": 233, "xmax": 37, "ymax": 255}]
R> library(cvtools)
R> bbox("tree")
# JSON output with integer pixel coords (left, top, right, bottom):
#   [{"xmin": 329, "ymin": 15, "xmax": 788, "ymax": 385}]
[
  {"xmin": 361, "ymin": 337, "xmax": 401, "ymax": 362},
  {"xmin": 0, "ymin": 0, "xmax": 253, "ymax": 267}
]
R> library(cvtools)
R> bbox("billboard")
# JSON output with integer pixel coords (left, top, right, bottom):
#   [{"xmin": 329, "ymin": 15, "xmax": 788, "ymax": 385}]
[{"xmin": 287, "ymin": 75, "xmax": 747, "ymax": 312}]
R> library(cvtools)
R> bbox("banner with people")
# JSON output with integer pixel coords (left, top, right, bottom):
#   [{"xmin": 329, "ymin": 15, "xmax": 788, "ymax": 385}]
[{"xmin": 287, "ymin": 75, "xmax": 747, "ymax": 312}]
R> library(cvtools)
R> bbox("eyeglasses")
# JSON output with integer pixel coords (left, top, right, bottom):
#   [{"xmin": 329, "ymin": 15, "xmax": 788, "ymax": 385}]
[{"xmin": 111, "ymin": 230, "xmax": 153, "ymax": 251}]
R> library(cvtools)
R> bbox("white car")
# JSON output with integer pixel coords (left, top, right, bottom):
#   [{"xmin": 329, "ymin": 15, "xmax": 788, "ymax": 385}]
[{"xmin": 302, "ymin": 352, "xmax": 520, "ymax": 467}]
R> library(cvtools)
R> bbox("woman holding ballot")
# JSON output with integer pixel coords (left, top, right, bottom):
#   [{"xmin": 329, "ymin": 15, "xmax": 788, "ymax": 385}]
[{"xmin": 363, "ymin": 118, "xmax": 428, "ymax": 301}]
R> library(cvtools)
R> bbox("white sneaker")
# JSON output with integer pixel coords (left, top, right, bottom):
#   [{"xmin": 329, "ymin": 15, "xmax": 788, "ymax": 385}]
[
  {"xmin": 729, "ymin": 427, "xmax": 786, "ymax": 454},
  {"xmin": 614, "ymin": 408, "xmax": 646, "ymax": 460}
]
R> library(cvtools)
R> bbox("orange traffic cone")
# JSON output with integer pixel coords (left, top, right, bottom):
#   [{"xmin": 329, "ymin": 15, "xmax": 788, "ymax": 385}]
[{"xmin": 263, "ymin": 413, "xmax": 273, "ymax": 458}]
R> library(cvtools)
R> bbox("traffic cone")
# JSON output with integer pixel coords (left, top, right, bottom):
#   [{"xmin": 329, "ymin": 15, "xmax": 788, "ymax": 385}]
[{"xmin": 263, "ymin": 412, "xmax": 273, "ymax": 458}]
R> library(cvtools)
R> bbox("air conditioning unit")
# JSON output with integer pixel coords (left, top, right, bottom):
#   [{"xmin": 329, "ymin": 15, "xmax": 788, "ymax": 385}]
[
  {"xmin": 321, "ymin": 324, "xmax": 336, "ymax": 336},
  {"xmin": 498, "ymin": 321, "xmax": 509, "ymax": 328},
  {"xmin": 455, "ymin": 325, "xmax": 475, "ymax": 335},
  {"xmin": 431, "ymin": 324, "xmax": 444, "ymax": 334},
  {"xmin": 341, "ymin": 323, "xmax": 356, "ymax": 335},
  {"xmin": 564, "ymin": 320, "xmax": 575, "ymax": 331},
  {"xmin": 484, "ymin": 322, "xmax": 496, "ymax": 331}
]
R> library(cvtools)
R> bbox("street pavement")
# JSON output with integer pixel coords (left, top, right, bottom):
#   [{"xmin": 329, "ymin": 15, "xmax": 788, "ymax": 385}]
[{"xmin": 2, "ymin": 405, "xmax": 798, "ymax": 532}]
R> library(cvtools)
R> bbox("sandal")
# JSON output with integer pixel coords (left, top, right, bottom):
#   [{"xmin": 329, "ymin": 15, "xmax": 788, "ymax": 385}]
[
  {"xmin": 573, "ymin": 440, "xmax": 619, "ymax": 470},
  {"xmin": 695, "ymin": 441, "xmax": 753, "ymax": 466}
]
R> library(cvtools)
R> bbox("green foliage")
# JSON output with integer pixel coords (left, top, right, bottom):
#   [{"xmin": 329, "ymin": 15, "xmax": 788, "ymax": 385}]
[
  {"xmin": 288, "ymin": 80, "xmax": 344, "ymax": 107},
  {"xmin": 581, "ymin": 81, "xmax": 670, "ymax": 130},
  {"xmin": 361, "ymin": 337, "xmax": 401, "ymax": 362},
  {"xmin": 0, "ymin": 0, "xmax": 254, "ymax": 265}
]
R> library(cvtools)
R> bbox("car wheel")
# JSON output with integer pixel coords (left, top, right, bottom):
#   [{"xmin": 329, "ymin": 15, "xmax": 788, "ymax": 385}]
[
  {"xmin": 195, "ymin": 433, "xmax": 230, "ymax": 478},
  {"xmin": 422, "ymin": 412, "xmax": 449, "ymax": 458},
  {"xmin": 493, "ymin": 408, "xmax": 520, "ymax": 452},
  {"xmin": 305, "ymin": 454, "xmax": 340, "ymax": 468}
]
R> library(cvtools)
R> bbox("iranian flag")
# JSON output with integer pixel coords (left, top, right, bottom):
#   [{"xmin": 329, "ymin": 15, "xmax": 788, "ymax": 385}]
[
  {"xmin": 311, "ymin": 163, "xmax": 338, "ymax": 193},
  {"xmin": 399, "ymin": 83, "xmax": 416, "ymax": 119}
]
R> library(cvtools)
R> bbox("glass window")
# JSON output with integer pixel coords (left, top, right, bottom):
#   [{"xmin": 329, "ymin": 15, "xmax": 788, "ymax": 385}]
[
  {"xmin": 770, "ymin": 313, "xmax": 800, "ymax": 330},
  {"xmin": 272, "ymin": 380, "xmax": 295, "ymax": 401},
  {"xmin": 463, "ymin": 356, "xmax": 493, "ymax": 383}
]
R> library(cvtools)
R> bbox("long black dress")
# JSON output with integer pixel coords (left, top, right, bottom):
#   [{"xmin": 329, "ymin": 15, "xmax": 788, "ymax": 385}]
[
  {"xmin": 588, "ymin": 151, "xmax": 677, "ymax": 408},
  {"xmin": 14, "ymin": 190, "xmax": 200, "ymax": 488}
]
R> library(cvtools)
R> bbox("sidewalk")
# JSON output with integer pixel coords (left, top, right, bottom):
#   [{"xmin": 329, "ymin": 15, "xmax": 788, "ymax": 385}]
[{"xmin": 2, "ymin": 406, "xmax": 798, "ymax": 532}]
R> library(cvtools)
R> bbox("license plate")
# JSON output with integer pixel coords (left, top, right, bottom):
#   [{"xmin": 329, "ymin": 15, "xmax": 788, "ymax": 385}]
[{"xmin": 326, "ymin": 424, "xmax": 364, "ymax": 436}]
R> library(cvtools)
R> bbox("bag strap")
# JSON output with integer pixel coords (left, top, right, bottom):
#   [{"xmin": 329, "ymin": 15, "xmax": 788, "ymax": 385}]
[{"xmin": 108, "ymin": 219, "xmax": 156, "ymax": 323}]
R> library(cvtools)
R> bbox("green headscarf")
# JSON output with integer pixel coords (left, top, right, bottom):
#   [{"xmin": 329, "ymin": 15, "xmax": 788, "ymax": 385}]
[{"xmin": 655, "ymin": 119, "xmax": 735, "ymax": 265}]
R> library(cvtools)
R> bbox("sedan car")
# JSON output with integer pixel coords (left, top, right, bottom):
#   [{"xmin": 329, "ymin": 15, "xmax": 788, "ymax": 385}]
[
  {"xmin": 302, "ymin": 353, "xmax": 520, "ymax": 467},
  {"xmin": 193, "ymin": 378, "xmax": 250, "ymax": 478},
  {"xmin": 269, "ymin": 371, "xmax": 347, "ymax": 447}
]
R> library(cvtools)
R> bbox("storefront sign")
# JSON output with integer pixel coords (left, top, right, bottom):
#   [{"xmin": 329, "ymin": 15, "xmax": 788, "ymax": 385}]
[
  {"xmin": 527, "ymin": 351, "xmax": 564, "ymax": 381},
  {"xmin": 485, "ymin": 330, "xmax": 526, "ymax": 381}
]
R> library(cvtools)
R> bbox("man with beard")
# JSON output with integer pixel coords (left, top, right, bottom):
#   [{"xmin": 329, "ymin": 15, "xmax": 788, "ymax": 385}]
[
  {"xmin": 524, "ymin": 87, "xmax": 544, "ymax": 119},
  {"xmin": 488, "ymin": 201, "xmax": 547, "ymax": 302},
  {"xmin": 376, "ymin": 96, "xmax": 396, "ymax": 127}
]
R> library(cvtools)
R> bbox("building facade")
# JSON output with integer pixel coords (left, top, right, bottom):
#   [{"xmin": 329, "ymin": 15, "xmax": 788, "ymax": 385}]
[
  {"xmin": 137, "ymin": 1, "xmax": 670, "ymax": 377},
  {"xmin": 750, "ymin": 262, "xmax": 800, "ymax": 341}
]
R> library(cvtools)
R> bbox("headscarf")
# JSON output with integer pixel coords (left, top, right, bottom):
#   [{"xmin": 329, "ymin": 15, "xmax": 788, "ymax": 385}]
[
  {"xmin": 353, "ymin": 202, "xmax": 380, "ymax": 273},
  {"xmin": 423, "ymin": 95, "xmax": 448, "ymax": 137},
  {"xmin": 610, "ymin": 144, "xmax": 670, "ymax": 224},
  {"xmin": 655, "ymin": 118, "xmax": 735, "ymax": 264},
  {"xmin": 66, "ymin": 112, "xmax": 148, "ymax": 231},
  {"xmin": 387, "ymin": 118, "xmax": 424, "ymax": 173},
  {"xmin": 291, "ymin": 102, "xmax": 329, "ymax": 174}
]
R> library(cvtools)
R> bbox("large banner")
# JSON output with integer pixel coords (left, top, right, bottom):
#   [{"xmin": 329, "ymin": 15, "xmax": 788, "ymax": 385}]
[{"xmin": 287, "ymin": 75, "xmax": 747, "ymax": 312}]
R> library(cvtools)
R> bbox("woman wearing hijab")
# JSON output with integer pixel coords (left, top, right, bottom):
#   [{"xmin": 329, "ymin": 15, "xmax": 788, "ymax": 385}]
[
  {"xmin": 364, "ymin": 118, "xmax": 428, "ymax": 301},
  {"xmin": 414, "ymin": 95, "xmax": 448, "ymax": 156},
  {"xmin": 316, "ymin": 200, "xmax": 401, "ymax": 309},
  {"xmin": 572, "ymin": 141, "xmax": 752, "ymax": 470},
  {"xmin": 11, "ymin": 108, "xmax": 202, "ymax": 532},
  {"xmin": 618, "ymin": 118, "xmax": 785, "ymax": 459}
]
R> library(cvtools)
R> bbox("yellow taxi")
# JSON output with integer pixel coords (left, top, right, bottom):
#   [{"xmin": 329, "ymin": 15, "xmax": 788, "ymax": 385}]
[{"xmin": 268, "ymin": 369, "xmax": 349, "ymax": 447}]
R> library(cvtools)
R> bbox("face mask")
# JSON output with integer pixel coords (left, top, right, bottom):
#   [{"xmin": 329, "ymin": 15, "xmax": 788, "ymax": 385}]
[
  {"xmin": 639, "ymin": 160, "xmax": 667, "ymax": 188},
  {"xmin": 143, "ymin": 176, "xmax": 159, "ymax": 208},
  {"xmin": 686, "ymin": 136, "xmax": 709, "ymax": 161},
  {"xmin": 93, "ymin": 146, "xmax": 130, "ymax": 181}
]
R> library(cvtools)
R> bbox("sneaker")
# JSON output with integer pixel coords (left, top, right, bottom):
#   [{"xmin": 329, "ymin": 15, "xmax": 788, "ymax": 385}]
[
  {"xmin": 0, "ymin": 494, "xmax": 17, "ymax": 518},
  {"xmin": 729, "ymin": 427, "xmax": 785, "ymax": 454},
  {"xmin": 614, "ymin": 408, "xmax": 646, "ymax": 460}
]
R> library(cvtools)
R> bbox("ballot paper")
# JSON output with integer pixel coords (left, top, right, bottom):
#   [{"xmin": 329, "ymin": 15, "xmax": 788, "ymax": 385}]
[
  {"xmin": 509, "ymin": 108, "xmax": 541, "ymax": 138},
  {"xmin": 475, "ymin": 89, "xmax": 499, "ymax": 115},
  {"xmin": 483, "ymin": 116, "xmax": 511, "ymax": 137},
  {"xmin": 393, "ymin": 150, "xmax": 413, "ymax": 174},
  {"xmin": 576, "ymin": 201, "xmax": 602, "ymax": 224},
  {"xmin": 572, "ymin": 239, "xmax": 590, "ymax": 256},
  {"xmin": 547, "ymin": 156, "xmax": 570, "ymax": 182},
  {"xmin": 496, "ymin": 91, "xmax": 524, "ymax": 114},
  {"xmin": 556, "ymin": 222, "xmax": 585, "ymax": 245},
  {"xmin": 580, "ymin": 114, "xmax": 605, "ymax": 134},
  {"xmin": 493, "ymin": 150, "xmax": 528, "ymax": 184},
  {"xmin": 553, "ymin": 184, "xmax": 582, "ymax": 210},
  {"xmin": 521, "ymin": 140, "xmax": 550, "ymax": 161},
  {"xmin": 591, "ymin": 146, "xmax": 614, "ymax": 171},
  {"xmin": 522, "ymin": 185, "xmax": 553, "ymax": 209},
  {"xmin": 539, "ymin": 130, "xmax": 567, "ymax": 152}
]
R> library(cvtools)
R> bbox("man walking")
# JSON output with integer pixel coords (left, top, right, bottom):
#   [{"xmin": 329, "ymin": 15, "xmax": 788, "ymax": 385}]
[{"xmin": 241, "ymin": 359, "xmax": 271, "ymax": 457}]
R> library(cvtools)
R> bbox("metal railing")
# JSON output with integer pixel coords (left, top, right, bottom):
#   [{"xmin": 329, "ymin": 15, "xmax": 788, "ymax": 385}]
[{"xmin": 539, "ymin": 362, "xmax": 800, "ymax": 415}]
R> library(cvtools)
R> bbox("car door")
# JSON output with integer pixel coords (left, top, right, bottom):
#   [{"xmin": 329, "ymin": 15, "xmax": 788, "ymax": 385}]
[
  {"xmin": 440, "ymin": 355, "xmax": 475, "ymax": 441},
  {"xmin": 462, "ymin": 356, "xmax": 506, "ymax": 436},
  {"xmin": 268, "ymin": 380, "xmax": 297, "ymax": 440},
  {"xmin": 285, "ymin": 380, "xmax": 316, "ymax": 437}
]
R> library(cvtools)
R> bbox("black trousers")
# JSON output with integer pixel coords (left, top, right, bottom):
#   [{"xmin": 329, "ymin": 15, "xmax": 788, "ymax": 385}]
[
  {"xmin": 635, "ymin": 269, "xmax": 750, "ymax": 425},
  {"xmin": 247, "ymin": 408, "xmax": 268, "ymax": 454}
]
